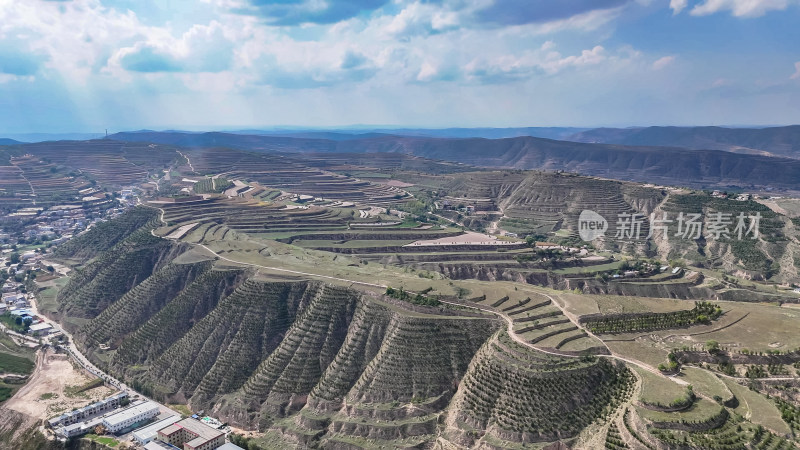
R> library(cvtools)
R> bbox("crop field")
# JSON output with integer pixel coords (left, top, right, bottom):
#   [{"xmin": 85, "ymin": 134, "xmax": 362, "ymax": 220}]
[
  {"xmin": 0, "ymin": 333, "xmax": 36, "ymax": 403},
  {"xmin": 721, "ymin": 378, "xmax": 792, "ymax": 435},
  {"xmin": 634, "ymin": 367, "xmax": 690, "ymax": 408}
]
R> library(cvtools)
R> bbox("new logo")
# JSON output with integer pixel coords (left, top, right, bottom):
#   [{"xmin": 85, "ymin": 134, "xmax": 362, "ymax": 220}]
[{"xmin": 578, "ymin": 210, "xmax": 607, "ymax": 241}]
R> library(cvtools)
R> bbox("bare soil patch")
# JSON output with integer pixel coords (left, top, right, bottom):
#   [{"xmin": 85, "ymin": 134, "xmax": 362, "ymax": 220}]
[{"xmin": 4, "ymin": 348, "xmax": 114, "ymax": 421}]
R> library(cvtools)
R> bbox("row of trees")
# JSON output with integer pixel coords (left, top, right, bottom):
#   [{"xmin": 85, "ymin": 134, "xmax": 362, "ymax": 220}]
[
  {"xmin": 584, "ymin": 302, "xmax": 723, "ymax": 334},
  {"xmin": 385, "ymin": 286, "xmax": 441, "ymax": 307}
]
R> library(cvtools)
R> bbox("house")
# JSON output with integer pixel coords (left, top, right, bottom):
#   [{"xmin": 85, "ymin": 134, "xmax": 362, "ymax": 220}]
[
  {"xmin": 48, "ymin": 392, "xmax": 129, "ymax": 428},
  {"xmin": 157, "ymin": 418, "xmax": 226, "ymax": 450},
  {"xmin": 3, "ymin": 293, "xmax": 23, "ymax": 304},
  {"xmin": 103, "ymin": 401, "xmax": 160, "ymax": 433},
  {"xmin": 29, "ymin": 322, "xmax": 53, "ymax": 336}
]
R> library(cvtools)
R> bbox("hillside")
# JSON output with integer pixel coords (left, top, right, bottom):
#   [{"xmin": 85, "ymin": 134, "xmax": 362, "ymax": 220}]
[
  {"xmin": 109, "ymin": 131, "xmax": 800, "ymax": 190},
  {"xmin": 38, "ymin": 209, "xmax": 647, "ymax": 448},
  {"xmin": 569, "ymin": 125, "xmax": 800, "ymax": 158}
]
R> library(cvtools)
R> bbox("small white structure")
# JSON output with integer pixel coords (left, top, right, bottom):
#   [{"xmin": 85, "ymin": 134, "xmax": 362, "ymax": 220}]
[
  {"xmin": 103, "ymin": 401, "xmax": 160, "ymax": 433},
  {"xmin": 29, "ymin": 322, "xmax": 53, "ymax": 336}
]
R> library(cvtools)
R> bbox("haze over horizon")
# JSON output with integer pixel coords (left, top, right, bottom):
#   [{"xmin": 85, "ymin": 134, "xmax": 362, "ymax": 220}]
[{"xmin": 1, "ymin": 0, "xmax": 799, "ymax": 133}]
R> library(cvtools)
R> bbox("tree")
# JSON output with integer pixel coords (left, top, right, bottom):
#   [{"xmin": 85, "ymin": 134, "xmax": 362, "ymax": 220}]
[
  {"xmin": 23, "ymin": 317, "xmax": 33, "ymax": 332},
  {"xmin": 705, "ymin": 340, "xmax": 720, "ymax": 354},
  {"xmin": 46, "ymin": 266, "xmax": 55, "ymax": 273},
  {"xmin": 9, "ymin": 252, "xmax": 20, "ymax": 264}
]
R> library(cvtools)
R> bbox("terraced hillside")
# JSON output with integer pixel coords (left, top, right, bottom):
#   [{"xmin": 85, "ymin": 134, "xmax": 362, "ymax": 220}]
[
  {"xmin": 0, "ymin": 153, "xmax": 94, "ymax": 212},
  {"xmin": 110, "ymin": 130, "xmax": 800, "ymax": 190},
  {"xmin": 42, "ymin": 208, "xmax": 660, "ymax": 448},
  {"xmin": 54, "ymin": 223, "xmax": 187, "ymax": 322},
  {"xmin": 404, "ymin": 170, "xmax": 800, "ymax": 282},
  {"xmin": 443, "ymin": 330, "xmax": 635, "ymax": 447},
  {"xmin": 179, "ymin": 148, "xmax": 409, "ymax": 205},
  {"xmin": 53, "ymin": 206, "xmax": 160, "ymax": 261}
]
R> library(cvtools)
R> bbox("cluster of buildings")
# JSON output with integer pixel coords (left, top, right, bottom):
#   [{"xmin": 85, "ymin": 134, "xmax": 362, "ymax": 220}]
[
  {"xmin": 47, "ymin": 391, "xmax": 243, "ymax": 450},
  {"xmin": 52, "ymin": 396, "xmax": 160, "ymax": 439},
  {"xmin": 1, "ymin": 284, "xmax": 54, "ymax": 336},
  {"xmin": 0, "ymin": 186, "xmax": 140, "ymax": 256}
]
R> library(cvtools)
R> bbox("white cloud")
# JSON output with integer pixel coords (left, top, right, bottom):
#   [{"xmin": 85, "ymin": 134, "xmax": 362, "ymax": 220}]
[
  {"xmin": 792, "ymin": 61, "xmax": 800, "ymax": 80},
  {"xmin": 464, "ymin": 45, "xmax": 620, "ymax": 83},
  {"xmin": 652, "ymin": 55, "xmax": 676, "ymax": 70},
  {"xmin": 416, "ymin": 62, "xmax": 439, "ymax": 82},
  {"xmin": 690, "ymin": 0, "xmax": 792, "ymax": 17},
  {"xmin": 669, "ymin": 0, "xmax": 689, "ymax": 14}
]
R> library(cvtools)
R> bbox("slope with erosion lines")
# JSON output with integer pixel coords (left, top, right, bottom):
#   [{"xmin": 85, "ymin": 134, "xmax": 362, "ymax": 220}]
[
  {"xmin": 53, "ymin": 206, "xmax": 160, "ymax": 262},
  {"xmin": 442, "ymin": 329, "xmax": 635, "ymax": 447},
  {"xmin": 54, "ymin": 227, "xmax": 187, "ymax": 321},
  {"xmin": 76, "ymin": 260, "xmax": 213, "ymax": 349},
  {"xmin": 108, "ymin": 267, "xmax": 248, "ymax": 375}
]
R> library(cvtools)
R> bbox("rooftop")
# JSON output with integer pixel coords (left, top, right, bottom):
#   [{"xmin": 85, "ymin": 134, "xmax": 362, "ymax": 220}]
[
  {"xmin": 103, "ymin": 401, "xmax": 159, "ymax": 428},
  {"xmin": 29, "ymin": 322, "xmax": 53, "ymax": 331},
  {"xmin": 132, "ymin": 415, "xmax": 180, "ymax": 442},
  {"xmin": 218, "ymin": 443, "xmax": 245, "ymax": 450},
  {"xmin": 164, "ymin": 418, "xmax": 225, "ymax": 442}
]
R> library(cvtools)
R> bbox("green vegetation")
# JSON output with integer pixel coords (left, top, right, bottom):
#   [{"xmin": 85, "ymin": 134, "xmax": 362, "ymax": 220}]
[
  {"xmin": 0, "ymin": 332, "xmax": 35, "ymax": 404},
  {"xmin": 451, "ymin": 331, "xmax": 635, "ymax": 441},
  {"xmin": 650, "ymin": 414, "xmax": 794, "ymax": 450},
  {"xmin": 52, "ymin": 206, "xmax": 160, "ymax": 261},
  {"xmin": 582, "ymin": 302, "xmax": 722, "ymax": 334},
  {"xmin": 24, "ymin": 157, "xmax": 800, "ymax": 449},
  {"xmin": 0, "ymin": 312, "xmax": 33, "ymax": 333},
  {"xmin": 0, "ymin": 351, "xmax": 35, "ymax": 374},
  {"xmin": 83, "ymin": 433, "xmax": 120, "ymax": 447},
  {"xmin": 385, "ymin": 286, "xmax": 441, "ymax": 306},
  {"xmin": 605, "ymin": 422, "xmax": 629, "ymax": 449},
  {"xmin": 65, "ymin": 378, "xmax": 104, "ymax": 397},
  {"xmin": 194, "ymin": 176, "xmax": 232, "ymax": 194}
]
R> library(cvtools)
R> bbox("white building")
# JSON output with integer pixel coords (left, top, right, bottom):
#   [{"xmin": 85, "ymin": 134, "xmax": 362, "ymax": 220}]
[
  {"xmin": 132, "ymin": 415, "xmax": 181, "ymax": 444},
  {"xmin": 102, "ymin": 401, "xmax": 160, "ymax": 433},
  {"xmin": 29, "ymin": 322, "xmax": 53, "ymax": 336}
]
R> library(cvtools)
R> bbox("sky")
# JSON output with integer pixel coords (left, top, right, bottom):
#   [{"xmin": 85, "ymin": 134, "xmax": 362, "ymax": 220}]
[{"xmin": 0, "ymin": 0, "xmax": 799, "ymax": 133}]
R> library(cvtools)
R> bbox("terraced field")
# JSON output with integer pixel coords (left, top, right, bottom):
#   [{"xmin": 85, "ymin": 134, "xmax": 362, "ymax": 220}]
[
  {"xmin": 444, "ymin": 330, "xmax": 635, "ymax": 447},
  {"xmin": 21, "ymin": 152, "xmax": 800, "ymax": 450},
  {"xmin": 182, "ymin": 148, "xmax": 409, "ymax": 205}
]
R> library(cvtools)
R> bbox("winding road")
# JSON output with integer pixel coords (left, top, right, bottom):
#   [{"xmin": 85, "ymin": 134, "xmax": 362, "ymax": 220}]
[{"xmin": 147, "ymin": 203, "xmax": 681, "ymax": 384}]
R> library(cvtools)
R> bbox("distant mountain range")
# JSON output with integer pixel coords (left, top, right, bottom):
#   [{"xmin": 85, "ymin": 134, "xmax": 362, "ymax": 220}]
[
  {"xmin": 568, "ymin": 125, "xmax": 800, "ymax": 158},
  {"xmin": 0, "ymin": 138, "xmax": 22, "ymax": 146},
  {"xmin": 110, "ymin": 130, "xmax": 800, "ymax": 190}
]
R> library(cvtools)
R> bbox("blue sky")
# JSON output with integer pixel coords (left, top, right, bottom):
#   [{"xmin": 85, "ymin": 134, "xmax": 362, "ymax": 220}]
[{"xmin": 0, "ymin": 0, "xmax": 798, "ymax": 133}]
